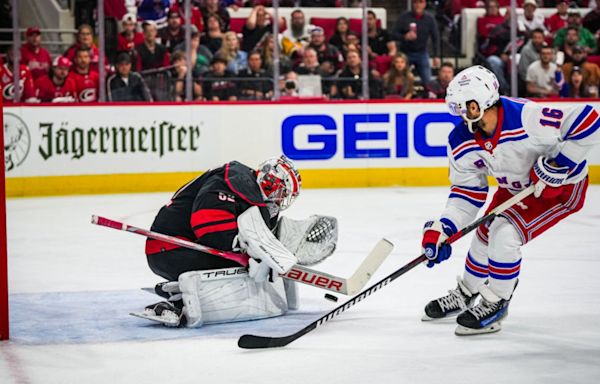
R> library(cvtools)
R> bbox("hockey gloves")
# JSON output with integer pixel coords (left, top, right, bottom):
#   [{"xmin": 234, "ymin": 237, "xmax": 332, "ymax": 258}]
[
  {"xmin": 530, "ymin": 156, "xmax": 569, "ymax": 199},
  {"xmin": 422, "ymin": 219, "xmax": 456, "ymax": 268}
]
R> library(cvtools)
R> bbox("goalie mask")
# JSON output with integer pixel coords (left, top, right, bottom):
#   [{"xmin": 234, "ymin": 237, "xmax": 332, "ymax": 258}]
[{"xmin": 257, "ymin": 155, "xmax": 301, "ymax": 211}]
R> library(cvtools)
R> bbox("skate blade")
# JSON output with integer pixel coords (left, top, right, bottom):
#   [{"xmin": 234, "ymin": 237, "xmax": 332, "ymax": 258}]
[
  {"xmin": 455, "ymin": 322, "xmax": 502, "ymax": 336},
  {"xmin": 421, "ymin": 311, "xmax": 460, "ymax": 322},
  {"xmin": 130, "ymin": 312, "xmax": 180, "ymax": 327}
]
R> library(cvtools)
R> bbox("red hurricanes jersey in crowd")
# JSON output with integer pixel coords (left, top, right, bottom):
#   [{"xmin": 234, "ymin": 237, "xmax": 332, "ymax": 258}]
[
  {"xmin": 67, "ymin": 69, "xmax": 99, "ymax": 102},
  {"xmin": 20, "ymin": 43, "xmax": 52, "ymax": 79},
  {"xmin": 35, "ymin": 75, "xmax": 78, "ymax": 102},
  {"xmin": 117, "ymin": 32, "xmax": 145, "ymax": 52},
  {"xmin": 0, "ymin": 63, "xmax": 36, "ymax": 103},
  {"xmin": 64, "ymin": 44, "xmax": 106, "ymax": 72}
]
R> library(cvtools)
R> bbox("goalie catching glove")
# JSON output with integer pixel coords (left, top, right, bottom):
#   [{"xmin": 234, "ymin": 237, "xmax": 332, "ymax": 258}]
[{"xmin": 237, "ymin": 206, "xmax": 298, "ymax": 282}]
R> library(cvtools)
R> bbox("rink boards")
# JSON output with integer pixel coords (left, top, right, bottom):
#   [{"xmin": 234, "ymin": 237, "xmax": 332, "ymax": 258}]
[{"xmin": 4, "ymin": 99, "xmax": 600, "ymax": 197}]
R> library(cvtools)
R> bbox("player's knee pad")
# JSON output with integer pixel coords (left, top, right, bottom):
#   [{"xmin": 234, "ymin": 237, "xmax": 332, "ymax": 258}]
[
  {"xmin": 488, "ymin": 217, "xmax": 522, "ymax": 263},
  {"xmin": 178, "ymin": 267, "xmax": 289, "ymax": 328}
]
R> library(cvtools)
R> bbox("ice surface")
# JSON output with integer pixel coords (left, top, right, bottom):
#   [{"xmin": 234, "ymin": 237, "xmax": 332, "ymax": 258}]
[{"xmin": 2, "ymin": 187, "xmax": 600, "ymax": 384}]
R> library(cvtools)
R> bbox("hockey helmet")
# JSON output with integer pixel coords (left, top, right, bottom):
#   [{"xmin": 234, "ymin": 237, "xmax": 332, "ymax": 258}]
[
  {"xmin": 257, "ymin": 155, "xmax": 301, "ymax": 211},
  {"xmin": 445, "ymin": 65, "xmax": 500, "ymax": 133}
]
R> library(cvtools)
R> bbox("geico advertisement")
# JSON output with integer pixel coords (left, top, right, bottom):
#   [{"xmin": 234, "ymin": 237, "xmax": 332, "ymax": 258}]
[{"xmin": 4, "ymin": 101, "xmax": 600, "ymax": 177}]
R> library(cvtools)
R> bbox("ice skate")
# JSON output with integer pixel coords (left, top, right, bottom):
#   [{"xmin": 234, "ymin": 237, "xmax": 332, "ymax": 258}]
[
  {"xmin": 455, "ymin": 283, "xmax": 514, "ymax": 336},
  {"xmin": 422, "ymin": 277, "xmax": 478, "ymax": 321},
  {"xmin": 130, "ymin": 301, "xmax": 183, "ymax": 327}
]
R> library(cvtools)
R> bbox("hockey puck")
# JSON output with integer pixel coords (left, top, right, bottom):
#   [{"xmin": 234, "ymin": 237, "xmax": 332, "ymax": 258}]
[{"xmin": 324, "ymin": 293, "xmax": 338, "ymax": 302}]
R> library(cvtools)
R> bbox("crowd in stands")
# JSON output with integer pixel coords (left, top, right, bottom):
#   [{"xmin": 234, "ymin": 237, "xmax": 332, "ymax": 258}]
[{"xmin": 1, "ymin": 0, "xmax": 599, "ymax": 104}]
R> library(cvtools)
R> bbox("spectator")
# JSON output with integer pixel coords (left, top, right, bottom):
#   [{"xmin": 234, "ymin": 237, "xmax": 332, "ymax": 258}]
[
  {"xmin": 309, "ymin": 26, "xmax": 344, "ymax": 72},
  {"xmin": 137, "ymin": 0, "xmax": 170, "ymax": 30},
  {"xmin": 136, "ymin": 21, "xmax": 170, "ymax": 72},
  {"xmin": 67, "ymin": 47, "xmax": 100, "ymax": 102},
  {"xmin": 556, "ymin": 27, "xmax": 588, "ymax": 63},
  {"xmin": 281, "ymin": 71, "xmax": 299, "ymax": 97},
  {"xmin": 545, "ymin": 0, "xmax": 570, "ymax": 35},
  {"xmin": 173, "ymin": 25, "xmax": 213, "ymax": 77},
  {"xmin": 169, "ymin": 0, "xmax": 204, "ymax": 33},
  {"xmin": 160, "ymin": 10, "xmax": 185, "ymax": 53},
  {"xmin": 281, "ymin": 9, "xmax": 314, "ymax": 58},
  {"xmin": 201, "ymin": 15, "xmax": 225, "ymax": 54},
  {"xmin": 328, "ymin": 17, "xmax": 350, "ymax": 53},
  {"xmin": 562, "ymin": 45, "xmax": 600, "ymax": 89},
  {"xmin": 518, "ymin": 28, "xmax": 546, "ymax": 88},
  {"xmin": 171, "ymin": 51, "xmax": 203, "ymax": 101},
  {"xmin": 582, "ymin": 3, "xmax": 600, "ymax": 34},
  {"xmin": 34, "ymin": 56, "xmax": 77, "ymax": 103},
  {"xmin": 242, "ymin": 5, "xmax": 271, "ymax": 53},
  {"xmin": 117, "ymin": 13, "xmax": 144, "ymax": 56},
  {"xmin": 293, "ymin": 47, "xmax": 321, "ymax": 75},
  {"xmin": 553, "ymin": 13, "xmax": 597, "ymax": 55},
  {"xmin": 217, "ymin": 31, "xmax": 248, "ymax": 75},
  {"xmin": 425, "ymin": 61, "xmax": 454, "ymax": 99},
  {"xmin": 201, "ymin": 0, "xmax": 230, "ymax": 32},
  {"xmin": 338, "ymin": 50, "xmax": 363, "ymax": 99},
  {"xmin": 300, "ymin": 0, "xmax": 336, "ymax": 6},
  {"xmin": 64, "ymin": 24, "xmax": 103, "ymax": 72},
  {"xmin": 519, "ymin": 0, "xmax": 548, "ymax": 36},
  {"xmin": 476, "ymin": 0, "xmax": 505, "ymax": 58},
  {"xmin": 20, "ymin": 27, "xmax": 52, "ymax": 80},
  {"xmin": 392, "ymin": 0, "xmax": 440, "ymax": 85},
  {"xmin": 202, "ymin": 55, "xmax": 238, "ymax": 101},
  {"xmin": 383, "ymin": 53, "xmax": 415, "ymax": 99},
  {"xmin": 239, "ymin": 51, "xmax": 273, "ymax": 100},
  {"xmin": 260, "ymin": 34, "xmax": 292, "ymax": 73},
  {"xmin": 107, "ymin": 52, "xmax": 153, "ymax": 102},
  {"xmin": 0, "ymin": 46, "xmax": 37, "ymax": 103},
  {"xmin": 367, "ymin": 10, "xmax": 397, "ymax": 74},
  {"xmin": 526, "ymin": 45, "xmax": 562, "ymax": 97},
  {"xmin": 481, "ymin": 11, "xmax": 524, "ymax": 94},
  {"xmin": 561, "ymin": 65, "xmax": 596, "ymax": 97},
  {"xmin": 343, "ymin": 31, "xmax": 361, "ymax": 58}
]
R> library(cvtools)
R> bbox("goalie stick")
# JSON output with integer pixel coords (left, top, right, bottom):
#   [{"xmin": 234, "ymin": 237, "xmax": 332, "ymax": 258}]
[
  {"xmin": 91, "ymin": 215, "xmax": 393, "ymax": 295},
  {"xmin": 237, "ymin": 185, "xmax": 535, "ymax": 349}
]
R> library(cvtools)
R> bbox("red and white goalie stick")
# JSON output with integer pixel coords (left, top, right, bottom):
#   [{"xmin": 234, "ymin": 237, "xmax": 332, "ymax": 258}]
[{"xmin": 91, "ymin": 215, "xmax": 393, "ymax": 295}]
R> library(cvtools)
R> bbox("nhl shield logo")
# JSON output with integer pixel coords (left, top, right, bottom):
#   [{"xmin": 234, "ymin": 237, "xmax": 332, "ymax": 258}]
[
  {"xmin": 484, "ymin": 141, "xmax": 493, "ymax": 150},
  {"xmin": 4, "ymin": 112, "xmax": 31, "ymax": 172}
]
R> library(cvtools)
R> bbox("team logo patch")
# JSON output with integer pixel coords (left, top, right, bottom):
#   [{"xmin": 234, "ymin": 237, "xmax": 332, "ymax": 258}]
[{"xmin": 4, "ymin": 112, "xmax": 31, "ymax": 171}]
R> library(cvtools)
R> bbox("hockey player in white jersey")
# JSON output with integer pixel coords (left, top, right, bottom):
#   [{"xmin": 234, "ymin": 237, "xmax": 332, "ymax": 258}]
[{"xmin": 421, "ymin": 65, "xmax": 599, "ymax": 335}]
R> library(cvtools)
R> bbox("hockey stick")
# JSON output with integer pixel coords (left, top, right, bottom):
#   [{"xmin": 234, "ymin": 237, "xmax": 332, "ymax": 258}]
[
  {"xmin": 91, "ymin": 215, "xmax": 393, "ymax": 295},
  {"xmin": 237, "ymin": 185, "xmax": 535, "ymax": 349}
]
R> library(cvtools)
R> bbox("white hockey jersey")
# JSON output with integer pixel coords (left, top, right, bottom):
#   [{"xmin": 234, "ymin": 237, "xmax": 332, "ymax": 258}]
[{"xmin": 440, "ymin": 96, "xmax": 600, "ymax": 231}]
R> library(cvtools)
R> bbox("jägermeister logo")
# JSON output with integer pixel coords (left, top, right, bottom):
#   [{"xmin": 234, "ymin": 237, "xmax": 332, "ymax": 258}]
[{"xmin": 38, "ymin": 121, "xmax": 201, "ymax": 160}]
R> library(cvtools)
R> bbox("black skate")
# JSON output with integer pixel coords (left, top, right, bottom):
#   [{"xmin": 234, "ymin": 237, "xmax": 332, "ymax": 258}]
[
  {"xmin": 130, "ymin": 301, "xmax": 184, "ymax": 327},
  {"xmin": 422, "ymin": 277, "xmax": 478, "ymax": 321},
  {"xmin": 455, "ymin": 282, "xmax": 516, "ymax": 336}
]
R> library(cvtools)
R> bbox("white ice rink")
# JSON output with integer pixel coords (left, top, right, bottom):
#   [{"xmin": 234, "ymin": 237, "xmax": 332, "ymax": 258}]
[{"xmin": 1, "ymin": 186, "xmax": 600, "ymax": 384}]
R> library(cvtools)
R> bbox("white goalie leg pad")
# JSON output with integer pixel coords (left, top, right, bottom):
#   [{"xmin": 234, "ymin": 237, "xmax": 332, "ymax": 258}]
[
  {"xmin": 237, "ymin": 206, "xmax": 298, "ymax": 281},
  {"xmin": 178, "ymin": 267, "xmax": 289, "ymax": 327},
  {"xmin": 277, "ymin": 215, "xmax": 338, "ymax": 265}
]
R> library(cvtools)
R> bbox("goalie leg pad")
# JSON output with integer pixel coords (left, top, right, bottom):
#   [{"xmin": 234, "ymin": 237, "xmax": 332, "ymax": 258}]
[{"xmin": 178, "ymin": 267, "xmax": 289, "ymax": 327}]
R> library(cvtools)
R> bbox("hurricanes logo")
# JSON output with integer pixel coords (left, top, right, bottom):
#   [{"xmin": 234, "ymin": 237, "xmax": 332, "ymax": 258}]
[
  {"xmin": 2, "ymin": 82, "xmax": 14, "ymax": 100},
  {"xmin": 79, "ymin": 88, "xmax": 96, "ymax": 102},
  {"xmin": 4, "ymin": 112, "xmax": 31, "ymax": 171}
]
